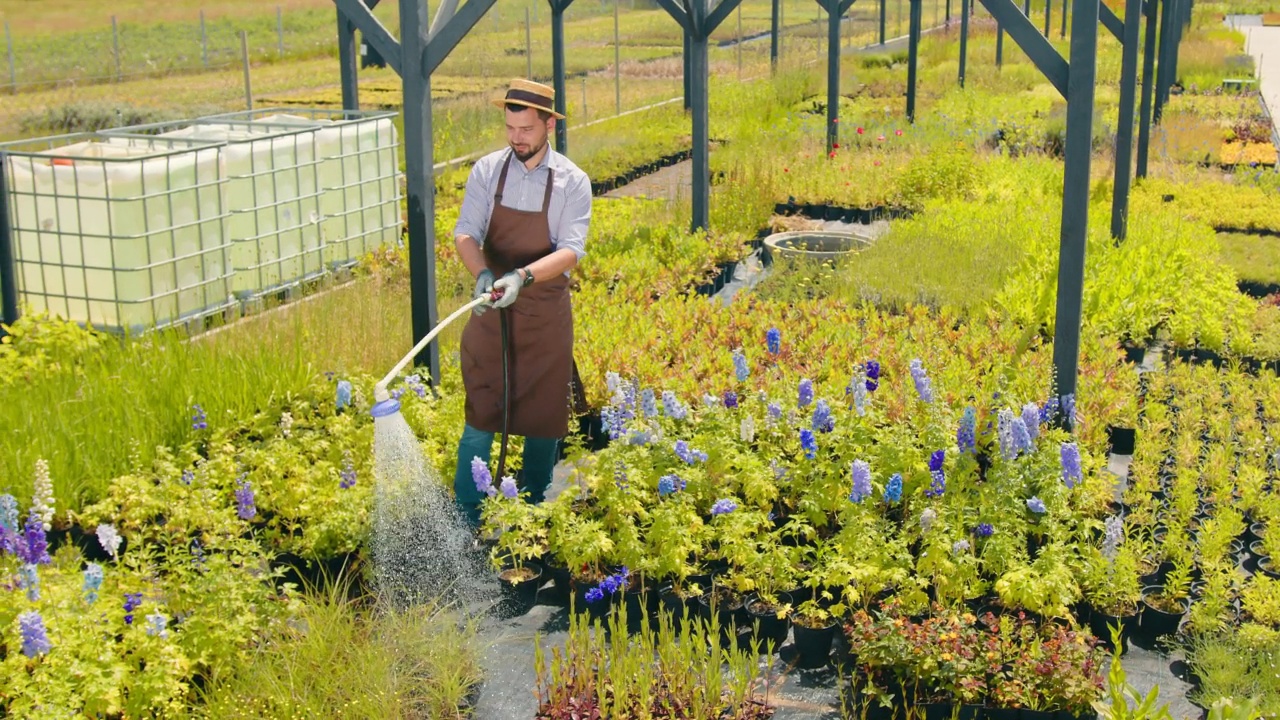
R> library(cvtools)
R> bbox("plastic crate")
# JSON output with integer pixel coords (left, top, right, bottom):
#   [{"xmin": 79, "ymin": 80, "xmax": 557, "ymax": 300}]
[
  {"xmin": 101, "ymin": 117, "xmax": 328, "ymax": 300},
  {"xmin": 196, "ymin": 108, "xmax": 403, "ymax": 270},
  {"xmin": 0, "ymin": 133, "xmax": 233, "ymax": 334}
]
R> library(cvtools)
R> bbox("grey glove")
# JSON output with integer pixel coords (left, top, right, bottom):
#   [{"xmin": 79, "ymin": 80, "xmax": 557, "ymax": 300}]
[
  {"xmin": 472, "ymin": 269, "xmax": 495, "ymax": 315},
  {"xmin": 491, "ymin": 270, "xmax": 523, "ymax": 309}
]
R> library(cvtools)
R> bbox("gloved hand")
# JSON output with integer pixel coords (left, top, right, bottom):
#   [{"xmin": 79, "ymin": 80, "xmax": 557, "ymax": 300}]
[
  {"xmin": 491, "ymin": 270, "xmax": 523, "ymax": 309},
  {"xmin": 472, "ymin": 269, "xmax": 495, "ymax": 315}
]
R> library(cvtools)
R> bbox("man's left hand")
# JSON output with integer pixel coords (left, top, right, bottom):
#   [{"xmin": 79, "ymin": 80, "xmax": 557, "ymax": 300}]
[{"xmin": 491, "ymin": 271, "xmax": 523, "ymax": 309}]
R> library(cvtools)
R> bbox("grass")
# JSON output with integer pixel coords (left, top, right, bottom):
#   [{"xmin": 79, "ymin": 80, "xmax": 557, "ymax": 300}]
[
  {"xmin": 1217, "ymin": 232, "xmax": 1280, "ymax": 286},
  {"xmin": 196, "ymin": 566, "xmax": 484, "ymax": 720}
]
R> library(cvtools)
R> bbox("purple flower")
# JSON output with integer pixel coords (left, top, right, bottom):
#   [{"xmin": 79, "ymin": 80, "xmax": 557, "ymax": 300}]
[
  {"xmin": 1102, "ymin": 515, "xmax": 1124, "ymax": 559},
  {"xmin": 767, "ymin": 402, "xmax": 782, "ymax": 422},
  {"xmin": 1061, "ymin": 442, "xmax": 1082, "ymax": 488},
  {"xmin": 952, "ymin": 539, "xmax": 971, "ymax": 555},
  {"xmin": 798, "ymin": 378, "xmax": 814, "ymax": 407},
  {"xmin": 191, "ymin": 404, "xmax": 208, "ymax": 430},
  {"xmin": 732, "ymin": 349, "xmax": 750, "ymax": 382},
  {"xmin": 471, "ymin": 457, "xmax": 496, "ymax": 497},
  {"xmin": 83, "ymin": 563, "xmax": 103, "ymax": 604},
  {"xmin": 585, "ymin": 587, "xmax": 604, "ymax": 603},
  {"xmin": 711, "ymin": 498, "xmax": 738, "ymax": 516},
  {"xmin": 339, "ymin": 451, "xmax": 357, "ymax": 489},
  {"xmin": 909, "ymin": 359, "xmax": 934, "ymax": 403},
  {"xmin": 19, "ymin": 611, "xmax": 51, "ymax": 657},
  {"xmin": 975, "ymin": 523, "xmax": 994, "ymax": 537},
  {"xmin": 499, "ymin": 476, "xmax": 519, "ymax": 499},
  {"xmin": 20, "ymin": 563, "xmax": 39, "ymax": 602},
  {"xmin": 928, "ymin": 449, "xmax": 945, "ymax": 473},
  {"xmin": 925, "ymin": 450, "xmax": 946, "ymax": 499},
  {"xmin": 1021, "ymin": 402, "xmax": 1041, "ymax": 441},
  {"xmin": 674, "ymin": 440, "xmax": 708, "ymax": 464},
  {"xmin": 766, "ymin": 328, "xmax": 781, "ymax": 355},
  {"xmin": 662, "ymin": 390, "xmax": 688, "ymax": 420},
  {"xmin": 849, "ymin": 460, "xmax": 872, "ymax": 503},
  {"xmin": 865, "ymin": 360, "xmax": 881, "ymax": 392},
  {"xmin": 800, "ymin": 429, "xmax": 817, "ymax": 459},
  {"xmin": 0, "ymin": 494, "xmax": 18, "ymax": 535},
  {"xmin": 1012, "ymin": 416, "xmax": 1033, "ymax": 454},
  {"xmin": 180, "ymin": 469, "xmax": 194, "ymax": 485},
  {"xmin": 812, "ymin": 399, "xmax": 834, "ymax": 433},
  {"xmin": 124, "ymin": 592, "xmax": 143, "ymax": 625},
  {"xmin": 641, "ymin": 389, "xmax": 658, "ymax": 418},
  {"xmin": 1026, "ymin": 497, "xmax": 1046, "ymax": 514},
  {"xmin": 957, "ymin": 407, "xmax": 977, "ymax": 454},
  {"xmin": 17, "ymin": 509, "xmax": 50, "ymax": 566},
  {"xmin": 723, "ymin": 390, "xmax": 739, "ymax": 409},
  {"xmin": 235, "ymin": 475, "xmax": 256, "ymax": 521}
]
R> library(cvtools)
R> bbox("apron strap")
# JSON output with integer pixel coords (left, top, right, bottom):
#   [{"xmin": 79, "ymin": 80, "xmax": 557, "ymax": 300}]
[
  {"xmin": 494, "ymin": 149, "xmax": 514, "ymax": 202},
  {"xmin": 541, "ymin": 168, "xmax": 555, "ymax": 215}
]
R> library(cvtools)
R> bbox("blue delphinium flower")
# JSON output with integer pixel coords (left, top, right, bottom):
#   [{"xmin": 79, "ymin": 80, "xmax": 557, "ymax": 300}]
[
  {"xmin": 0, "ymin": 494, "xmax": 18, "ymax": 535},
  {"xmin": 998, "ymin": 409, "xmax": 1018, "ymax": 460},
  {"xmin": 1026, "ymin": 497, "xmax": 1047, "ymax": 514},
  {"xmin": 471, "ymin": 457, "xmax": 496, "ymax": 497},
  {"xmin": 909, "ymin": 359, "xmax": 934, "ymax": 403},
  {"xmin": 123, "ymin": 592, "xmax": 143, "ymax": 625},
  {"xmin": 925, "ymin": 450, "xmax": 945, "ymax": 498},
  {"xmin": 145, "ymin": 611, "xmax": 170, "ymax": 639},
  {"xmin": 180, "ymin": 469, "xmax": 194, "ymax": 486},
  {"xmin": 1061, "ymin": 442, "xmax": 1082, "ymax": 488},
  {"xmin": 723, "ymin": 390, "xmax": 739, "ymax": 409},
  {"xmin": 847, "ymin": 369, "xmax": 868, "ymax": 416},
  {"xmin": 613, "ymin": 462, "xmax": 628, "ymax": 490},
  {"xmin": 657, "ymin": 474, "xmax": 680, "ymax": 496},
  {"xmin": 674, "ymin": 440, "xmax": 708, "ymax": 464},
  {"xmin": 849, "ymin": 460, "xmax": 872, "ymax": 503},
  {"xmin": 641, "ymin": 389, "xmax": 658, "ymax": 418},
  {"xmin": 957, "ymin": 407, "xmax": 977, "ymax": 454},
  {"xmin": 19, "ymin": 611, "xmax": 51, "ymax": 657},
  {"xmin": 732, "ymin": 349, "xmax": 750, "ymax": 382},
  {"xmin": 235, "ymin": 475, "xmax": 256, "ymax": 521},
  {"xmin": 83, "ymin": 563, "xmax": 103, "ymax": 604},
  {"xmin": 1061, "ymin": 394, "xmax": 1076, "ymax": 426},
  {"xmin": 975, "ymin": 523, "xmax": 994, "ymax": 537},
  {"xmin": 20, "ymin": 563, "xmax": 39, "ymax": 602},
  {"xmin": 336, "ymin": 380, "xmax": 352, "ymax": 411},
  {"xmin": 952, "ymin": 539, "xmax": 971, "ymax": 555},
  {"xmin": 191, "ymin": 404, "xmax": 208, "ymax": 430},
  {"xmin": 662, "ymin": 390, "xmax": 688, "ymax": 420},
  {"xmin": 585, "ymin": 587, "xmax": 605, "ymax": 603},
  {"xmin": 865, "ymin": 360, "xmax": 881, "ymax": 392},
  {"xmin": 1102, "ymin": 515, "xmax": 1124, "ymax": 559},
  {"xmin": 1040, "ymin": 397, "xmax": 1060, "ymax": 425},
  {"xmin": 767, "ymin": 402, "xmax": 782, "ymax": 424},
  {"xmin": 798, "ymin": 378, "xmax": 814, "ymax": 407},
  {"xmin": 883, "ymin": 473, "xmax": 903, "ymax": 503},
  {"xmin": 1021, "ymin": 402, "xmax": 1041, "ymax": 442},
  {"xmin": 499, "ymin": 476, "xmax": 519, "ymax": 499},
  {"xmin": 800, "ymin": 429, "xmax": 817, "ymax": 459},
  {"xmin": 711, "ymin": 498, "xmax": 738, "ymax": 515},
  {"xmin": 766, "ymin": 328, "xmax": 781, "ymax": 355},
  {"xmin": 812, "ymin": 399, "xmax": 834, "ymax": 433}
]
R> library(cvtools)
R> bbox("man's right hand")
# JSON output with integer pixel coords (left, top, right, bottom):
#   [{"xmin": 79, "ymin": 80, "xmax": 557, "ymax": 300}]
[{"xmin": 472, "ymin": 269, "xmax": 496, "ymax": 315}]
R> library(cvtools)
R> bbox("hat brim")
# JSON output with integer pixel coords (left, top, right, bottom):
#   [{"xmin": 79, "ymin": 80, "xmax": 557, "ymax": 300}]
[{"xmin": 492, "ymin": 97, "xmax": 565, "ymax": 120}]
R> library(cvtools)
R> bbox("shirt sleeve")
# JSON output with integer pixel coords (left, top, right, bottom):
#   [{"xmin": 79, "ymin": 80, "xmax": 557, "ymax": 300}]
[
  {"xmin": 453, "ymin": 158, "xmax": 493, "ymax": 245},
  {"xmin": 553, "ymin": 171, "xmax": 592, "ymax": 261}
]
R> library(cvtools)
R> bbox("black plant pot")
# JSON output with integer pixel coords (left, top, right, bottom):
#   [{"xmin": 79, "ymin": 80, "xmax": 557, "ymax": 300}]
[
  {"xmin": 1244, "ymin": 521, "xmax": 1265, "ymax": 546},
  {"xmin": 1108, "ymin": 426, "xmax": 1137, "ymax": 455},
  {"xmin": 1259, "ymin": 556, "xmax": 1280, "ymax": 580},
  {"xmin": 498, "ymin": 561, "xmax": 543, "ymax": 616},
  {"xmin": 791, "ymin": 616, "xmax": 837, "ymax": 668},
  {"xmin": 987, "ymin": 708, "xmax": 1021, "ymax": 720},
  {"xmin": 1087, "ymin": 604, "xmax": 1138, "ymax": 654},
  {"xmin": 1022, "ymin": 710, "xmax": 1055, "ymax": 720},
  {"xmin": 922, "ymin": 702, "xmax": 954, "ymax": 720},
  {"xmin": 1139, "ymin": 586, "xmax": 1188, "ymax": 643},
  {"xmin": 745, "ymin": 592, "xmax": 793, "ymax": 652}
]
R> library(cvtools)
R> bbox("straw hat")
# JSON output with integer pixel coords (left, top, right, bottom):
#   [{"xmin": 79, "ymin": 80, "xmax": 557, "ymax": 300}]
[{"xmin": 491, "ymin": 78, "xmax": 565, "ymax": 119}]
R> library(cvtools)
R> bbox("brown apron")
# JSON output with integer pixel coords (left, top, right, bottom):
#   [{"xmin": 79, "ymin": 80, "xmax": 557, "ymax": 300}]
[{"xmin": 460, "ymin": 150, "xmax": 588, "ymax": 438}]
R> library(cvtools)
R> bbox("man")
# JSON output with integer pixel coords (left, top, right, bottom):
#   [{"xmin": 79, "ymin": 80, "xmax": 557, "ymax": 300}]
[{"xmin": 451, "ymin": 78, "xmax": 593, "ymax": 528}]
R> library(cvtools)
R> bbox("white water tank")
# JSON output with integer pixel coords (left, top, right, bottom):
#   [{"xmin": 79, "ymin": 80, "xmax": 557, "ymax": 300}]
[
  {"xmin": 102, "ymin": 119, "xmax": 327, "ymax": 299},
  {"xmin": 195, "ymin": 109, "xmax": 402, "ymax": 270},
  {"xmin": 0, "ymin": 134, "xmax": 233, "ymax": 333}
]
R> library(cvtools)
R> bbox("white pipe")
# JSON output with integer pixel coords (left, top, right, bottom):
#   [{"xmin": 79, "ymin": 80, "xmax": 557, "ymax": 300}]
[{"xmin": 374, "ymin": 295, "xmax": 488, "ymax": 401}]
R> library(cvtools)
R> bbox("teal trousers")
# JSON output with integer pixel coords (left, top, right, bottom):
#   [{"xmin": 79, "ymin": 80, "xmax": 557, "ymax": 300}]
[{"xmin": 454, "ymin": 424, "xmax": 559, "ymax": 528}]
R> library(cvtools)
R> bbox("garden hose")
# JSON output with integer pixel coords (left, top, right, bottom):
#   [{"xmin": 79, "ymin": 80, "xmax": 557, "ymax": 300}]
[{"xmin": 496, "ymin": 306, "xmax": 512, "ymax": 482}]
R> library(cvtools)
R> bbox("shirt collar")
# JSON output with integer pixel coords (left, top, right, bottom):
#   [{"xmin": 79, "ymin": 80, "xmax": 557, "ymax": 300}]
[{"xmin": 508, "ymin": 144, "xmax": 557, "ymax": 175}]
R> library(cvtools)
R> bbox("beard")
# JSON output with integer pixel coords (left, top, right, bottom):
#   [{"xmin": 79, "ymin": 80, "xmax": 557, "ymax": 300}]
[{"xmin": 511, "ymin": 136, "xmax": 546, "ymax": 162}]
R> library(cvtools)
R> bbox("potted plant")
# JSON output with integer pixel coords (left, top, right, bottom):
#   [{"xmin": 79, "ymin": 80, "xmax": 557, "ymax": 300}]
[
  {"xmin": 1139, "ymin": 558, "xmax": 1193, "ymax": 644},
  {"xmin": 790, "ymin": 598, "xmax": 840, "ymax": 669}
]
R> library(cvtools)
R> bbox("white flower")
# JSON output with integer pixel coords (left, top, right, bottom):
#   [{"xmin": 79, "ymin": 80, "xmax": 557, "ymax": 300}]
[
  {"xmin": 280, "ymin": 411, "xmax": 293, "ymax": 439},
  {"xmin": 96, "ymin": 524, "xmax": 122, "ymax": 559},
  {"xmin": 920, "ymin": 508, "xmax": 937, "ymax": 532},
  {"xmin": 32, "ymin": 459, "xmax": 54, "ymax": 532},
  {"xmin": 740, "ymin": 415, "xmax": 756, "ymax": 443}
]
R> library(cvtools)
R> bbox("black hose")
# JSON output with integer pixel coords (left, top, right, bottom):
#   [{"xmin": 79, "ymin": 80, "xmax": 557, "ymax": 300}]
[{"xmin": 496, "ymin": 306, "xmax": 511, "ymax": 480}]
